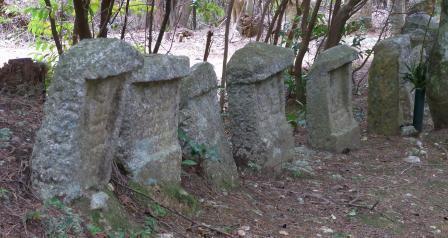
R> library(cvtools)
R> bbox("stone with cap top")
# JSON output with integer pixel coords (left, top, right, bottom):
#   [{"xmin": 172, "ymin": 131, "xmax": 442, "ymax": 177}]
[{"xmin": 306, "ymin": 45, "xmax": 360, "ymax": 152}]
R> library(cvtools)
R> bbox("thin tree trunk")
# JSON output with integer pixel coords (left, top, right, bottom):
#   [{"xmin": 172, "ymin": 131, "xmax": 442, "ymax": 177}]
[
  {"xmin": 98, "ymin": 0, "xmax": 115, "ymax": 37},
  {"xmin": 294, "ymin": 0, "xmax": 322, "ymax": 102},
  {"xmin": 73, "ymin": 0, "xmax": 92, "ymax": 39},
  {"xmin": 300, "ymin": 0, "xmax": 311, "ymax": 35},
  {"xmin": 153, "ymin": 0, "xmax": 171, "ymax": 53},
  {"xmin": 43, "ymin": 0, "xmax": 63, "ymax": 54},
  {"xmin": 192, "ymin": 3, "xmax": 197, "ymax": 29},
  {"xmin": 285, "ymin": 0, "xmax": 302, "ymax": 48},
  {"xmin": 256, "ymin": 0, "xmax": 272, "ymax": 41},
  {"xmin": 264, "ymin": 0, "xmax": 288, "ymax": 43},
  {"xmin": 72, "ymin": 17, "xmax": 79, "ymax": 45},
  {"xmin": 273, "ymin": 1, "xmax": 287, "ymax": 45},
  {"xmin": 120, "ymin": 0, "xmax": 131, "ymax": 39},
  {"xmin": 220, "ymin": 0, "xmax": 235, "ymax": 111},
  {"xmin": 324, "ymin": 0, "xmax": 365, "ymax": 49},
  {"xmin": 203, "ymin": 30, "xmax": 213, "ymax": 61},
  {"xmin": 148, "ymin": 0, "xmax": 155, "ymax": 53}
]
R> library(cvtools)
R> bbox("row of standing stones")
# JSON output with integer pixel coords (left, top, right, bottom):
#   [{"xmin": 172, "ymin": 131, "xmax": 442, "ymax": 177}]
[
  {"xmin": 31, "ymin": 6, "xmax": 448, "ymax": 203},
  {"xmin": 30, "ymin": 40, "xmax": 359, "ymax": 203}
]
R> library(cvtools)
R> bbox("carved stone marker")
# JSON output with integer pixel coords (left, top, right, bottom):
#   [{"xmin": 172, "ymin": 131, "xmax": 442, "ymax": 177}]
[
  {"xmin": 306, "ymin": 45, "xmax": 360, "ymax": 152},
  {"xmin": 368, "ymin": 35, "xmax": 413, "ymax": 136},
  {"xmin": 226, "ymin": 42, "xmax": 294, "ymax": 171},
  {"xmin": 32, "ymin": 39, "xmax": 144, "ymax": 200},
  {"xmin": 115, "ymin": 55, "xmax": 190, "ymax": 186},
  {"xmin": 179, "ymin": 62, "xmax": 238, "ymax": 187}
]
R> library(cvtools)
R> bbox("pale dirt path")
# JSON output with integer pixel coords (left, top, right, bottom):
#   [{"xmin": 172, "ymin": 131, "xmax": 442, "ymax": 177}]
[{"xmin": 0, "ymin": 26, "xmax": 379, "ymax": 78}]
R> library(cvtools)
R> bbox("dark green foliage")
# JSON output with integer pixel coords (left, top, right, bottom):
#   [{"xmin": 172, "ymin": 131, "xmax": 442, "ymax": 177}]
[{"xmin": 404, "ymin": 61, "xmax": 429, "ymax": 90}]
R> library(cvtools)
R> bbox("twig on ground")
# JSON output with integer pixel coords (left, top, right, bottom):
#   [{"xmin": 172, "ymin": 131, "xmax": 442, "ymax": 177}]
[
  {"xmin": 400, "ymin": 164, "xmax": 416, "ymax": 175},
  {"xmin": 111, "ymin": 178, "xmax": 234, "ymax": 237}
]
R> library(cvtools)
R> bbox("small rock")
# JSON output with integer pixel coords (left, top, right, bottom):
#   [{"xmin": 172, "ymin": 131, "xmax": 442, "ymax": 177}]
[
  {"xmin": 297, "ymin": 197, "xmax": 305, "ymax": 204},
  {"xmin": 279, "ymin": 230, "xmax": 289, "ymax": 236},
  {"xmin": 237, "ymin": 229, "xmax": 246, "ymax": 236},
  {"xmin": 401, "ymin": 125, "xmax": 418, "ymax": 137},
  {"xmin": 90, "ymin": 192, "xmax": 109, "ymax": 210},
  {"xmin": 361, "ymin": 136, "xmax": 368, "ymax": 141},
  {"xmin": 404, "ymin": 155, "xmax": 421, "ymax": 164},
  {"xmin": 320, "ymin": 226, "xmax": 334, "ymax": 233},
  {"xmin": 240, "ymin": 225, "xmax": 250, "ymax": 231},
  {"xmin": 107, "ymin": 183, "xmax": 114, "ymax": 191},
  {"xmin": 331, "ymin": 174, "xmax": 343, "ymax": 180},
  {"xmin": 416, "ymin": 140, "xmax": 423, "ymax": 148},
  {"xmin": 158, "ymin": 233, "xmax": 174, "ymax": 238}
]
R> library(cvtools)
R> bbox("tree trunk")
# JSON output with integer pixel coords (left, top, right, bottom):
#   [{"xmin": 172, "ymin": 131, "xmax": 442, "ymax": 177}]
[
  {"xmin": 72, "ymin": 18, "xmax": 79, "ymax": 45},
  {"xmin": 285, "ymin": 0, "xmax": 302, "ymax": 48},
  {"xmin": 153, "ymin": 0, "xmax": 171, "ymax": 53},
  {"xmin": 192, "ymin": 3, "xmax": 197, "ymax": 29},
  {"xmin": 73, "ymin": 0, "xmax": 92, "ymax": 39},
  {"xmin": 256, "ymin": 0, "xmax": 272, "ymax": 41},
  {"xmin": 220, "ymin": 0, "xmax": 235, "ymax": 111},
  {"xmin": 120, "ymin": 0, "xmax": 131, "ymax": 39},
  {"xmin": 98, "ymin": 0, "xmax": 115, "ymax": 37},
  {"xmin": 273, "ymin": 1, "xmax": 287, "ymax": 45},
  {"xmin": 324, "ymin": 0, "xmax": 365, "ymax": 49},
  {"xmin": 294, "ymin": 0, "xmax": 322, "ymax": 102},
  {"xmin": 148, "ymin": 0, "xmax": 155, "ymax": 53},
  {"xmin": 43, "ymin": 0, "xmax": 63, "ymax": 54},
  {"xmin": 264, "ymin": 0, "xmax": 289, "ymax": 42},
  {"xmin": 203, "ymin": 30, "xmax": 213, "ymax": 61}
]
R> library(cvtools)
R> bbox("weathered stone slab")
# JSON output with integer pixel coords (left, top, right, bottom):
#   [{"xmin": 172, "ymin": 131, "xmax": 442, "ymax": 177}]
[
  {"xmin": 31, "ymin": 39, "xmax": 144, "ymax": 200},
  {"xmin": 115, "ymin": 55, "xmax": 189, "ymax": 186},
  {"xmin": 428, "ymin": 1, "xmax": 448, "ymax": 129},
  {"xmin": 368, "ymin": 35, "xmax": 413, "ymax": 136},
  {"xmin": 306, "ymin": 45, "xmax": 360, "ymax": 152},
  {"xmin": 402, "ymin": 13, "xmax": 439, "ymax": 49},
  {"xmin": 226, "ymin": 42, "xmax": 295, "ymax": 171},
  {"xmin": 179, "ymin": 62, "xmax": 238, "ymax": 187}
]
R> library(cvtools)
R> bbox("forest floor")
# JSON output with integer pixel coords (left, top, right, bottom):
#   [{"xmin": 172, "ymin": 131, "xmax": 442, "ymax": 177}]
[
  {"xmin": 2, "ymin": 12, "xmax": 448, "ymax": 237},
  {"xmin": 2, "ymin": 72, "xmax": 448, "ymax": 237}
]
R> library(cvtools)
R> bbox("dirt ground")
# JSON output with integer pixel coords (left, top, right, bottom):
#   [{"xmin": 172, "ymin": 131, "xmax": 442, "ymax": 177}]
[{"xmin": 1, "ymin": 62, "xmax": 448, "ymax": 237}]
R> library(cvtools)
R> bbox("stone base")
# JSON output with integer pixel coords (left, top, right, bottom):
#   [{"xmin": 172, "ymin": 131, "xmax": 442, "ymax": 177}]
[
  {"xmin": 132, "ymin": 145, "xmax": 182, "ymax": 186},
  {"xmin": 310, "ymin": 124, "xmax": 360, "ymax": 153}
]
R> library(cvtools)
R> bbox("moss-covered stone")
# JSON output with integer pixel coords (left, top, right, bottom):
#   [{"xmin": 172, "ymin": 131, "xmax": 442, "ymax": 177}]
[{"xmin": 73, "ymin": 190, "xmax": 142, "ymax": 235}]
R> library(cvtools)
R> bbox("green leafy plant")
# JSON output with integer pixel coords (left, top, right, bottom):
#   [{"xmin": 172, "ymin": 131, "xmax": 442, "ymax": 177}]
[
  {"xmin": 178, "ymin": 128, "xmax": 218, "ymax": 168},
  {"xmin": 86, "ymin": 224, "xmax": 103, "ymax": 235},
  {"xmin": 150, "ymin": 203, "xmax": 167, "ymax": 217},
  {"xmin": 25, "ymin": 197, "xmax": 84, "ymax": 237},
  {"xmin": 162, "ymin": 184, "xmax": 199, "ymax": 213},
  {"xmin": 0, "ymin": 188, "xmax": 10, "ymax": 200},
  {"xmin": 403, "ymin": 61, "xmax": 429, "ymax": 90},
  {"xmin": 193, "ymin": 0, "xmax": 224, "ymax": 25},
  {"xmin": 287, "ymin": 108, "xmax": 306, "ymax": 129}
]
